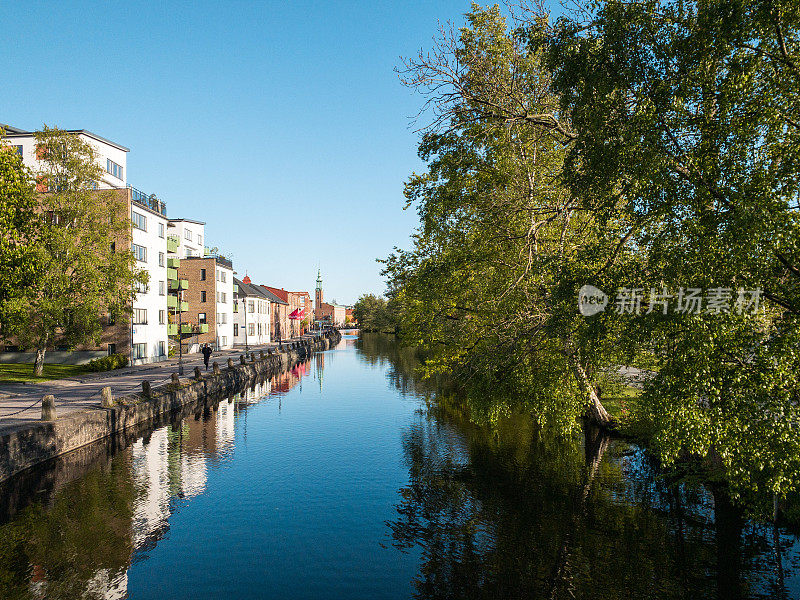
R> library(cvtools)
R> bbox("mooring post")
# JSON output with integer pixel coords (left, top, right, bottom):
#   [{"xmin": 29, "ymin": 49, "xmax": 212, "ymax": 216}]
[
  {"xmin": 227, "ymin": 358, "xmax": 235, "ymax": 369},
  {"xmin": 260, "ymin": 350, "xmax": 265, "ymax": 360},
  {"xmin": 171, "ymin": 373, "xmax": 180, "ymax": 387},
  {"xmin": 142, "ymin": 380, "xmax": 152, "ymax": 398},
  {"xmin": 41, "ymin": 394, "xmax": 57, "ymax": 421},
  {"xmin": 250, "ymin": 352, "xmax": 255, "ymax": 362},
  {"xmin": 194, "ymin": 366, "xmax": 203, "ymax": 380},
  {"xmin": 213, "ymin": 362, "xmax": 221, "ymax": 375},
  {"xmin": 240, "ymin": 354, "xmax": 247, "ymax": 365},
  {"xmin": 100, "ymin": 386, "xmax": 114, "ymax": 408}
]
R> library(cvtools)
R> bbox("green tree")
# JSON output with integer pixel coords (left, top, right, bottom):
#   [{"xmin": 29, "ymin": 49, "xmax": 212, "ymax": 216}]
[
  {"xmin": 547, "ymin": 0, "xmax": 800, "ymax": 499},
  {"xmin": 0, "ymin": 134, "xmax": 38, "ymax": 326},
  {"xmin": 1, "ymin": 126, "xmax": 145, "ymax": 376},
  {"xmin": 353, "ymin": 293, "xmax": 397, "ymax": 332}
]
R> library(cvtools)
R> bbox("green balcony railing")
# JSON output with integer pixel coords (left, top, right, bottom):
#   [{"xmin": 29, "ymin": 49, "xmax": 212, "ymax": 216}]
[
  {"xmin": 167, "ymin": 323, "xmax": 178, "ymax": 335},
  {"xmin": 181, "ymin": 324, "xmax": 193, "ymax": 334},
  {"xmin": 167, "ymin": 296, "xmax": 177, "ymax": 309},
  {"xmin": 169, "ymin": 279, "xmax": 188, "ymax": 291},
  {"xmin": 166, "ymin": 268, "xmax": 177, "ymax": 281},
  {"xmin": 198, "ymin": 323, "xmax": 209, "ymax": 334},
  {"xmin": 167, "ymin": 236, "xmax": 179, "ymax": 253},
  {"xmin": 167, "ymin": 257, "xmax": 181, "ymax": 269},
  {"xmin": 178, "ymin": 301, "xmax": 188, "ymax": 312}
]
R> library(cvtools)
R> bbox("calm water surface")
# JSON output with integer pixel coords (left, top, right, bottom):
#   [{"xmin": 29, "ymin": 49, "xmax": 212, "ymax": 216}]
[{"xmin": 1, "ymin": 334, "xmax": 799, "ymax": 599}]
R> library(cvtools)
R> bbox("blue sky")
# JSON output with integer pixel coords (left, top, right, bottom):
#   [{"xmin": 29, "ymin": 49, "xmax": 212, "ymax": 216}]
[{"xmin": 1, "ymin": 0, "xmax": 491, "ymax": 304}]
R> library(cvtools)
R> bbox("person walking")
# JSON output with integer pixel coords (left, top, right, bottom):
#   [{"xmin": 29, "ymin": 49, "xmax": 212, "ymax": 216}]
[{"xmin": 202, "ymin": 344, "xmax": 212, "ymax": 370}]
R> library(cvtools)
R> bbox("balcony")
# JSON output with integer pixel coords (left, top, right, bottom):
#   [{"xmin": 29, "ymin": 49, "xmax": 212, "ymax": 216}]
[
  {"xmin": 167, "ymin": 295, "xmax": 177, "ymax": 309},
  {"xmin": 167, "ymin": 323, "xmax": 178, "ymax": 335},
  {"xmin": 169, "ymin": 279, "xmax": 188, "ymax": 291},
  {"xmin": 167, "ymin": 257, "xmax": 180, "ymax": 269},
  {"xmin": 180, "ymin": 324, "xmax": 193, "ymax": 334},
  {"xmin": 198, "ymin": 323, "xmax": 209, "ymax": 334},
  {"xmin": 166, "ymin": 268, "xmax": 177, "ymax": 281},
  {"xmin": 167, "ymin": 236, "xmax": 179, "ymax": 254},
  {"xmin": 128, "ymin": 185, "xmax": 166, "ymax": 216}
]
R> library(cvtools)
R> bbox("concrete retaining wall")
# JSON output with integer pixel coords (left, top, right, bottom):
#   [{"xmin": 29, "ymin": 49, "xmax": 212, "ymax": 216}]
[{"xmin": 0, "ymin": 332, "xmax": 341, "ymax": 483}]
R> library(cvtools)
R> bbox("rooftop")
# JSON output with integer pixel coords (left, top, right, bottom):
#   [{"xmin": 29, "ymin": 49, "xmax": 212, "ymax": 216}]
[{"xmin": 0, "ymin": 124, "xmax": 130, "ymax": 152}]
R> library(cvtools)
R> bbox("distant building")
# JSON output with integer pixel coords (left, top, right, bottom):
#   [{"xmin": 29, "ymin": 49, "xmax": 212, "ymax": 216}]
[
  {"xmin": 233, "ymin": 276, "xmax": 272, "ymax": 346},
  {"xmin": 176, "ymin": 254, "xmax": 234, "ymax": 350},
  {"xmin": 313, "ymin": 270, "xmax": 346, "ymax": 326}
]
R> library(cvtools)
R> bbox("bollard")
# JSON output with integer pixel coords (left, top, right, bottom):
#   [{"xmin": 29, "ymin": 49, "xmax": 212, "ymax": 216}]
[
  {"xmin": 41, "ymin": 395, "xmax": 57, "ymax": 421},
  {"xmin": 213, "ymin": 362, "xmax": 220, "ymax": 375},
  {"xmin": 171, "ymin": 373, "xmax": 180, "ymax": 387},
  {"xmin": 240, "ymin": 354, "xmax": 247, "ymax": 365},
  {"xmin": 142, "ymin": 380, "xmax": 152, "ymax": 397},
  {"xmin": 227, "ymin": 357, "xmax": 235, "ymax": 369},
  {"xmin": 101, "ymin": 386, "xmax": 114, "ymax": 408},
  {"xmin": 250, "ymin": 353, "xmax": 255, "ymax": 362},
  {"xmin": 194, "ymin": 366, "xmax": 203, "ymax": 380},
  {"xmin": 268, "ymin": 348, "xmax": 273, "ymax": 355},
  {"xmin": 260, "ymin": 350, "xmax": 265, "ymax": 360}
]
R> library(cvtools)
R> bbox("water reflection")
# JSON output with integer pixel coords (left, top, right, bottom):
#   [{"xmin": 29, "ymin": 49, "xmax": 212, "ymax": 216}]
[
  {"xmin": 0, "ymin": 361, "xmax": 315, "ymax": 600},
  {"xmin": 354, "ymin": 334, "xmax": 800, "ymax": 600}
]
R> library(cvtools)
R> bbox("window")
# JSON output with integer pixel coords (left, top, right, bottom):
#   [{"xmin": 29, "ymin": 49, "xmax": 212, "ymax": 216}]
[
  {"xmin": 233, "ymin": 323, "xmax": 239, "ymax": 336},
  {"xmin": 158, "ymin": 252, "xmax": 165, "ymax": 267},
  {"xmin": 133, "ymin": 343, "xmax": 147, "ymax": 359},
  {"xmin": 159, "ymin": 280, "xmax": 165, "ymax": 296},
  {"xmin": 106, "ymin": 158, "xmax": 123, "ymax": 180},
  {"xmin": 200, "ymin": 268, "xmax": 206, "ymax": 281},
  {"xmin": 131, "ymin": 211, "xmax": 147, "ymax": 231},
  {"xmin": 157, "ymin": 341, "xmax": 166, "ymax": 356},
  {"xmin": 12, "ymin": 145, "xmax": 22, "ymax": 157},
  {"xmin": 248, "ymin": 323, "xmax": 255, "ymax": 336},
  {"xmin": 198, "ymin": 312, "xmax": 207, "ymax": 324},
  {"xmin": 201, "ymin": 290, "xmax": 207, "ymax": 302},
  {"xmin": 217, "ymin": 312, "xmax": 227, "ymax": 324},
  {"xmin": 132, "ymin": 308, "xmax": 147, "ymax": 324},
  {"xmin": 135, "ymin": 280, "xmax": 148, "ymax": 294},
  {"xmin": 257, "ymin": 323, "xmax": 262, "ymax": 335},
  {"xmin": 158, "ymin": 222, "xmax": 165, "ymax": 238},
  {"xmin": 197, "ymin": 234, "xmax": 202, "ymax": 245},
  {"xmin": 159, "ymin": 310, "xmax": 166, "ymax": 324},
  {"xmin": 248, "ymin": 300, "xmax": 255, "ymax": 313},
  {"xmin": 108, "ymin": 343, "xmax": 116, "ymax": 355},
  {"xmin": 220, "ymin": 292, "xmax": 227, "ymax": 303},
  {"xmin": 132, "ymin": 243, "xmax": 147, "ymax": 263},
  {"xmin": 220, "ymin": 336, "xmax": 227, "ymax": 347},
  {"xmin": 185, "ymin": 229, "xmax": 192, "ymax": 241}
]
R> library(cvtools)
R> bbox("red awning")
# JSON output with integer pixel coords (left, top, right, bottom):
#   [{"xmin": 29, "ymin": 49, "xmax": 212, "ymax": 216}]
[{"xmin": 289, "ymin": 309, "xmax": 301, "ymax": 320}]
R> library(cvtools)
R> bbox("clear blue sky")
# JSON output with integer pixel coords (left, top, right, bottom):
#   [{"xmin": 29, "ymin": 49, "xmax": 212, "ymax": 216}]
[{"xmin": 1, "ymin": 0, "xmax": 480, "ymax": 305}]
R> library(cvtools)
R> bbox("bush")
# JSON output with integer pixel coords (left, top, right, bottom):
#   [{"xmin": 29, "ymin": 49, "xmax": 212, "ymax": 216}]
[{"xmin": 86, "ymin": 353, "xmax": 129, "ymax": 372}]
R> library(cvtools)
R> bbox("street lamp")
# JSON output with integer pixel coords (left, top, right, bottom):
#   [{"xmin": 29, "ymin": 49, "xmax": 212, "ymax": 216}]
[{"xmin": 240, "ymin": 297, "xmax": 249, "ymax": 353}]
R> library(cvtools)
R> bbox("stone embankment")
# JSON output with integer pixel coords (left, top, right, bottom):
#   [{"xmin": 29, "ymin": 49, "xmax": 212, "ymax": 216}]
[{"xmin": 0, "ymin": 331, "xmax": 341, "ymax": 483}]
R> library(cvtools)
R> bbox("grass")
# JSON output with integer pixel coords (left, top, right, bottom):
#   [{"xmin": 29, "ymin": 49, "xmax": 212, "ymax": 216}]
[{"xmin": 0, "ymin": 363, "xmax": 90, "ymax": 384}]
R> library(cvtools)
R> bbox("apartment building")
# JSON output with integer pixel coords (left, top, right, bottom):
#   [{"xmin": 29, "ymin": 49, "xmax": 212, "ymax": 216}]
[
  {"xmin": 232, "ymin": 276, "xmax": 272, "ymax": 346},
  {"xmin": 167, "ymin": 219, "xmax": 205, "ymax": 258},
  {"xmin": 2, "ymin": 124, "xmax": 169, "ymax": 365},
  {"xmin": 176, "ymin": 255, "xmax": 235, "ymax": 350}
]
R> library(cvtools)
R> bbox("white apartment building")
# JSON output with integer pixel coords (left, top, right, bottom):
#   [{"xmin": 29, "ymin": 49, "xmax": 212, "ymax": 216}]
[
  {"xmin": 130, "ymin": 203, "xmax": 169, "ymax": 365},
  {"xmin": 233, "ymin": 276, "xmax": 272, "ymax": 346},
  {"xmin": 167, "ymin": 218, "xmax": 206, "ymax": 258},
  {"xmin": 1, "ymin": 124, "xmax": 129, "ymax": 189},
  {"xmin": 215, "ymin": 259, "xmax": 235, "ymax": 349}
]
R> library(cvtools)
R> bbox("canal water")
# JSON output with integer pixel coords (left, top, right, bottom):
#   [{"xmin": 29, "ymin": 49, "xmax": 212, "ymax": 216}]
[{"xmin": 1, "ymin": 334, "xmax": 799, "ymax": 599}]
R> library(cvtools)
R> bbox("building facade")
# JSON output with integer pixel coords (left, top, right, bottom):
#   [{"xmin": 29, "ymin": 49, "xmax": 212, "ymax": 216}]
[
  {"xmin": 176, "ymin": 255, "xmax": 235, "ymax": 350},
  {"xmin": 233, "ymin": 276, "xmax": 272, "ymax": 346}
]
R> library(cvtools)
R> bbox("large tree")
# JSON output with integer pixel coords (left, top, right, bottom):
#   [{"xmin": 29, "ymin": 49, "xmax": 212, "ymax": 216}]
[{"xmin": 1, "ymin": 126, "xmax": 145, "ymax": 376}]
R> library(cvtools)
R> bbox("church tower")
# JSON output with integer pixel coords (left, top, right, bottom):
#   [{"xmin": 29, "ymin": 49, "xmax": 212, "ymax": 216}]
[{"xmin": 315, "ymin": 269, "xmax": 323, "ymax": 320}]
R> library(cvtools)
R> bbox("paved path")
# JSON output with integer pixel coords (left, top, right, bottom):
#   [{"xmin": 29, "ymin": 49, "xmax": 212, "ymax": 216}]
[{"xmin": 0, "ymin": 339, "xmax": 312, "ymax": 434}]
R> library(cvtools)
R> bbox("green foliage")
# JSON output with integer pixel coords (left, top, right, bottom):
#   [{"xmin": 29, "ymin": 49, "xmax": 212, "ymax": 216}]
[
  {"xmin": 0, "ymin": 134, "xmax": 38, "ymax": 325},
  {"xmin": 352, "ymin": 293, "xmax": 398, "ymax": 332},
  {"xmin": 85, "ymin": 353, "xmax": 129, "ymax": 372}
]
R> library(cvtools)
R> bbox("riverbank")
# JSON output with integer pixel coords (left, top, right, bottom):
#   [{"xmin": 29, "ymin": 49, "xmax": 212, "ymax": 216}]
[{"xmin": 0, "ymin": 330, "xmax": 342, "ymax": 483}]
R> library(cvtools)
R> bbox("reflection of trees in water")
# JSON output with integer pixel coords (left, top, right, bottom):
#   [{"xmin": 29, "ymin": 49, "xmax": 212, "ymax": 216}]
[
  {"xmin": 356, "ymin": 333, "xmax": 440, "ymax": 397},
  {"xmin": 362, "ymin": 334, "xmax": 799, "ymax": 599}
]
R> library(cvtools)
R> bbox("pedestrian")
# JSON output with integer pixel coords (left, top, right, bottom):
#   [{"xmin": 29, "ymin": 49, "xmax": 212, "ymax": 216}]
[{"xmin": 202, "ymin": 344, "xmax": 212, "ymax": 370}]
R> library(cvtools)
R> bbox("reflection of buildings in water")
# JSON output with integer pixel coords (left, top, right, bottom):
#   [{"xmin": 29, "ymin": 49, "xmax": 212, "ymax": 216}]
[
  {"xmin": 84, "ymin": 568, "xmax": 129, "ymax": 600},
  {"xmin": 315, "ymin": 352, "xmax": 325, "ymax": 391},
  {"xmin": 268, "ymin": 360, "xmax": 313, "ymax": 396},
  {"xmin": 216, "ymin": 398, "xmax": 236, "ymax": 453},
  {"xmin": 239, "ymin": 379, "xmax": 271, "ymax": 405}
]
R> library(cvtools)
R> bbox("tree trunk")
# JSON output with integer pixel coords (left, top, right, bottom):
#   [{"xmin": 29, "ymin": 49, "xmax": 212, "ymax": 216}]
[
  {"xmin": 33, "ymin": 347, "xmax": 46, "ymax": 377},
  {"xmin": 568, "ymin": 349, "xmax": 615, "ymax": 429}
]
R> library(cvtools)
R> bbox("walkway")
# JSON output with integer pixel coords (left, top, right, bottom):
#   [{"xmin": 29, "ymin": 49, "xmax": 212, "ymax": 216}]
[{"xmin": 0, "ymin": 338, "xmax": 312, "ymax": 434}]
